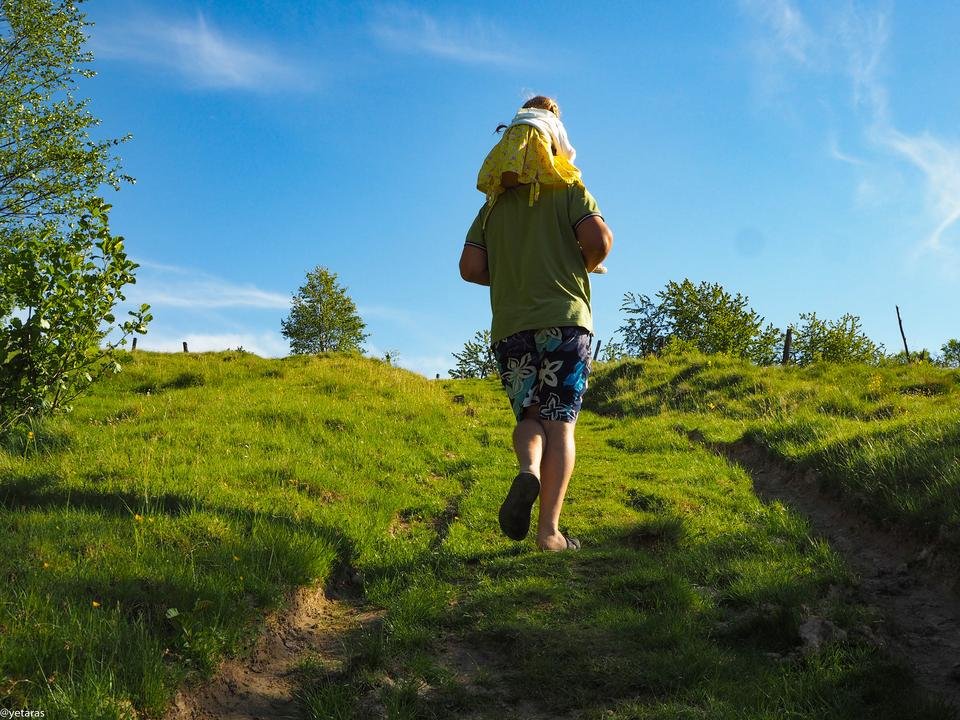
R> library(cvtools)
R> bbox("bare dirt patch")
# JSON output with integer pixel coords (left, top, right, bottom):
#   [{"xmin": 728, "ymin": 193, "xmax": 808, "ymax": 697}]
[
  {"xmin": 163, "ymin": 583, "xmax": 381, "ymax": 720},
  {"xmin": 703, "ymin": 436, "xmax": 960, "ymax": 713}
]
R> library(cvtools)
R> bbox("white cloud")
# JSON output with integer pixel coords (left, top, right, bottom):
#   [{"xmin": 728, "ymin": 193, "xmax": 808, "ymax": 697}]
[
  {"xmin": 881, "ymin": 130, "xmax": 960, "ymax": 252},
  {"xmin": 399, "ymin": 353, "xmax": 453, "ymax": 379},
  {"xmin": 362, "ymin": 308, "xmax": 460, "ymax": 377},
  {"xmin": 130, "ymin": 261, "xmax": 290, "ymax": 310},
  {"xmin": 740, "ymin": 1, "xmax": 960, "ymax": 259},
  {"xmin": 837, "ymin": 5, "xmax": 890, "ymax": 120},
  {"xmin": 836, "ymin": 7, "xmax": 960, "ymax": 255},
  {"xmin": 369, "ymin": 6, "xmax": 523, "ymax": 66},
  {"xmin": 137, "ymin": 330, "xmax": 289, "ymax": 357},
  {"xmin": 93, "ymin": 13, "xmax": 303, "ymax": 90},
  {"xmin": 739, "ymin": 0, "xmax": 815, "ymax": 65},
  {"xmin": 827, "ymin": 133, "xmax": 865, "ymax": 166},
  {"xmin": 737, "ymin": 0, "xmax": 825, "ymax": 107},
  {"xmin": 353, "ymin": 340, "xmax": 451, "ymax": 379}
]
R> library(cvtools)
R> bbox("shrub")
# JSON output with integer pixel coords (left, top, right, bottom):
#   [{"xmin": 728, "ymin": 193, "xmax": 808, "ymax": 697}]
[
  {"xmin": 616, "ymin": 280, "xmax": 782, "ymax": 365},
  {"xmin": 789, "ymin": 312, "xmax": 883, "ymax": 366}
]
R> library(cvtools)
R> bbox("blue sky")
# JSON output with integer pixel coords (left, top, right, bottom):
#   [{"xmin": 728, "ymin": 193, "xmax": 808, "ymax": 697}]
[{"xmin": 84, "ymin": 0, "xmax": 960, "ymax": 376}]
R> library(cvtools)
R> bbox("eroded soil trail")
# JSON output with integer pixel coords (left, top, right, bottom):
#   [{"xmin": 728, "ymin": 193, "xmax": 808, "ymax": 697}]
[
  {"xmin": 163, "ymin": 582, "xmax": 381, "ymax": 720},
  {"xmin": 159, "ymin": 423, "xmax": 960, "ymax": 719},
  {"xmin": 709, "ymin": 437, "xmax": 960, "ymax": 712}
]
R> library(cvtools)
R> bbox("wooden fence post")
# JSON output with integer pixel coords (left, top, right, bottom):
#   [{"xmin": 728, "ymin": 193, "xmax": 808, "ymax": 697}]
[
  {"xmin": 896, "ymin": 305, "xmax": 910, "ymax": 363},
  {"xmin": 593, "ymin": 339, "xmax": 602, "ymax": 361},
  {"xmin": 781, "ymin": 328, "xmax": 793, "ymax": 365},
  {"xmin": 131, "ymin": 337, "xmax": 137, "ymax": 351},
  {"xmin": 183, "ymin": 341, "xmax": 189, "ymax": 353}
]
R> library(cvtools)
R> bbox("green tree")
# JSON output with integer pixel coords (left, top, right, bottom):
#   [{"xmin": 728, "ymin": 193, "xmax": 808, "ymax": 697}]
[
  {"xmin": 281, "ymin": 266, "xmax": 368, "ymax": 354},
  {"xmin": 939, "ymin": 339, "xmax": 960, "ymax": 368},
  {"xmin": 661, "ymin": 280, "xmax": 781, "ymax": 364},
  {"xmin": 615, "ymin": 280, "xmax": 781, "ymax": 364},
  {"xmin": 1, "ymin": 0, "xmax": 149, "ymax": 433},
  {"xmin": 449, "ymin": 329, "xmax": 498, "ymax": 379},
  {"xmin": 617, "ymin": 292, "xmax": 667, "ymax": 357},
  {"xmin": 598, "ymin": 339, "xmax": 629, "ymax": 363},
  {"xmin": 790, "ymin": 312, "xmax": 883, "ymax": 365}
]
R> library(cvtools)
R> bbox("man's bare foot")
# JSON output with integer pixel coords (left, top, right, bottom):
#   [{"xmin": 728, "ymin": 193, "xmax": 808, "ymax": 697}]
[{"xmin": 536, "ymin": 532, "xmax": 581, "ymax": 551}]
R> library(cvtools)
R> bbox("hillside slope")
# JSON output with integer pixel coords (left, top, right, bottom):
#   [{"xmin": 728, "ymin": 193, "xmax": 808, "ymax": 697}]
[
  {"xmin": 0, "ymin": 351, "xmax": 471, "ymax": 717},
  {"xmin": 588, "ymin": 351, "xmax": 960, "ymax": 547},
  {"xmin": 1, "ymin": 351, "xmax": 956, "ymax": 718}
]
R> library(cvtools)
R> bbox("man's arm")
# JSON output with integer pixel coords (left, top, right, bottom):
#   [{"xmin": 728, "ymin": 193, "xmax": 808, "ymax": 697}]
[
  {"xmin": 459, "ymin": 244, "xmax": 490, "ymax": 286},
  {"xmin": 575, "ymin": 216, "xmax": 613, "ymax": 272}
]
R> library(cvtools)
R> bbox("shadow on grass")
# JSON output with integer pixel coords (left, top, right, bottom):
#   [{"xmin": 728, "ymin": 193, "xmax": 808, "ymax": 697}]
[
  {"xmin": 406, "ymin": 519, "xmax": 953, "ymax": 720},
  {"xmin": 0, "ymin": 471, "xmax": 356, "ymax": 553},
  {"xmin": 586, "ymin": 361, "xmax": 710, "ymax": 417},
  {"xmin": 0, "ymin": 469, "xmax": 368, "ymax": 712},
  {"xmin": 133, "ymin": 371, "xmax": 207, "ymax": 395},
  {"xmin": 0, "ymin": 425, "xmax": 73, "ymax": 458},
  {"xmin": 1, "ymin": 472, "xmax": 197, "ymax": 517}
]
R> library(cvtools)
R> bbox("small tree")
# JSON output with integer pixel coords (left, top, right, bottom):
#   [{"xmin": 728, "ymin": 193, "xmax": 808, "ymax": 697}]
[
  {"xmin": 1, "ymin": 1, "xmax": 149, "ymax": 433},
  {"xmin": 618, "ymin": 292, "xmax": 667, "ymax": 357},
  {"xmin": 660, "ymin": 280, "xmax": 781, "ymax": 364},
  {"xmin": 599, "ymin": 339, "xmax": 629, "ymax": 363},
  {"xmin": 449, "ymin": 329, "xmax": 498, "ymax": 379},
  {"xmin": 939, "ymin": 339, "xmax": 960, "ymax": 368},
  {"xmin": 281, "ymin": 266, "xmax": 367, "ymax": 354},
  {"xmin": 790, "ymin": 312, "xmax": 883, "ymax": 365},
  {"xmin": 614, "ymin": 280, "xmax": 781, "ymax": 365}
]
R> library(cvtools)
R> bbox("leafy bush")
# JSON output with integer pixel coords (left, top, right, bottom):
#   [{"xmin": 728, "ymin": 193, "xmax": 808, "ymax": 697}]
[
  {"xmin": 617, "ymin": 292, "xmax": 667, "ymax": 357},
  {"xmin": 939, "ymin": 339, "xmax": 960, "ymax": 368},
  {"xmin": 616, "ymin": 280, "xmax": 782, "ymax": 365},
  {"xmin": 789, "ymin": 312, "xmax": 883, "ymax": 366}
]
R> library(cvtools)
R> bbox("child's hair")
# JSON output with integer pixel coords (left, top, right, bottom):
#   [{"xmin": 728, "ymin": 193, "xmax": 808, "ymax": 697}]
[
  {"xmin": 522, "ymin": 95, "xmax": 560, "ymax": 117},
  {"xmin": 495, "ymin": 95, "xmax": 561, "ymax": 134}
]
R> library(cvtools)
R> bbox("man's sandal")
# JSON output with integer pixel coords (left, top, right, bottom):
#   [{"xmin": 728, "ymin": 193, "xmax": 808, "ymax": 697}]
[
  {"xmin": 498, "ymin": 472, "xmax": 540, "ymax": 540},
  {"xmin": 536, "ymin": 533, "xmax": 582, "ymax": 552}
]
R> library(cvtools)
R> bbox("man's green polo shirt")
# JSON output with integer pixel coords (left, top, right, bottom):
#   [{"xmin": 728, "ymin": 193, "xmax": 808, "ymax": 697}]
[{"xmin": 465, "ymin": 183, "xmax": 602, "ymax": 343}]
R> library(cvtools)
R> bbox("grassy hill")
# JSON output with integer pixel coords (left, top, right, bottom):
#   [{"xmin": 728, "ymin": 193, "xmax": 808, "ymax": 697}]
[
  {"xmin": 588, "ymin": 351, "xmax": 960, "ymax": 548},
  {"xmin": 1, "ymin": 351, "xmax": 957, "ymax": 718}
]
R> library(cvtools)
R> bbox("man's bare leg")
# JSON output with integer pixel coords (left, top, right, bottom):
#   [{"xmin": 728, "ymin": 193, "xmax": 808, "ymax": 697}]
[
  {"xmin": 514, "ymin": 405, "xmax": 547, "ymax": 477},
  {"xmin": 536, "ymin": 419, "xmax": 577, "ymax": 551},
  {"xmin": 498, "ymin": 406, "xmax": 547, "ymax": 540}
]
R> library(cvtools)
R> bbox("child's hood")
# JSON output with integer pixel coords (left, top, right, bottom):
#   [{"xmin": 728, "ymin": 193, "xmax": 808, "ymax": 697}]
[{"xmin": 509, "ymin": 107, "xmax": 577, "ymax": 163}]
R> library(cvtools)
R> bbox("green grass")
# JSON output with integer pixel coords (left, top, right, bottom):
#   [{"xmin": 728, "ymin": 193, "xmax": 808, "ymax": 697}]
[
  {"xmin": 1, "ymin": 350, "xmax": 956, "ymax": 718},
  {"xmin": 0, "ymin": 351, "xmax": 466, "ymax": 717},
  {"xmin": 588, "ymin": 351, "xmax": 960, "ymax": 544}
]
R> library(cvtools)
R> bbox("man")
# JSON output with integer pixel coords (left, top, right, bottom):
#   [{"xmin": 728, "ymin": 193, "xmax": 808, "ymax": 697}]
[{"xmin": 459, "ymin": 175, "xmax": 613, "ymax": 552}]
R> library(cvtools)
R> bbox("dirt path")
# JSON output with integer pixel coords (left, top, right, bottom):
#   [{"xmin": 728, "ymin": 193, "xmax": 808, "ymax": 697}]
[
  {"xmin": 709, "ymin": 437, "xmax": 960, "ymax": 713},
  {"xmin": 159, "ymin": 427, "xmax": 960, "ymax": 719},
  {"xmin": 162, "ymin": 582, "xmax": 380, "ymax": 720}
]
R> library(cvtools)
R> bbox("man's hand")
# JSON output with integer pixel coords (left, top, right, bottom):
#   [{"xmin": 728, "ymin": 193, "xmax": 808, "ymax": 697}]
[
  {"xmin": 576, "ymin": 216, "xmax": 613, "ymax": 273},
  {"xmin": 459, "ymin": 244, "xmax": 490, "ymax": 286}
]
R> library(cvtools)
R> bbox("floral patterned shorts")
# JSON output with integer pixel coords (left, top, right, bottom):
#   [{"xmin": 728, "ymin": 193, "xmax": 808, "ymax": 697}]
[{"xmin": 492, "ymin": 326, "xmax": 593, "ymax": 423}]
